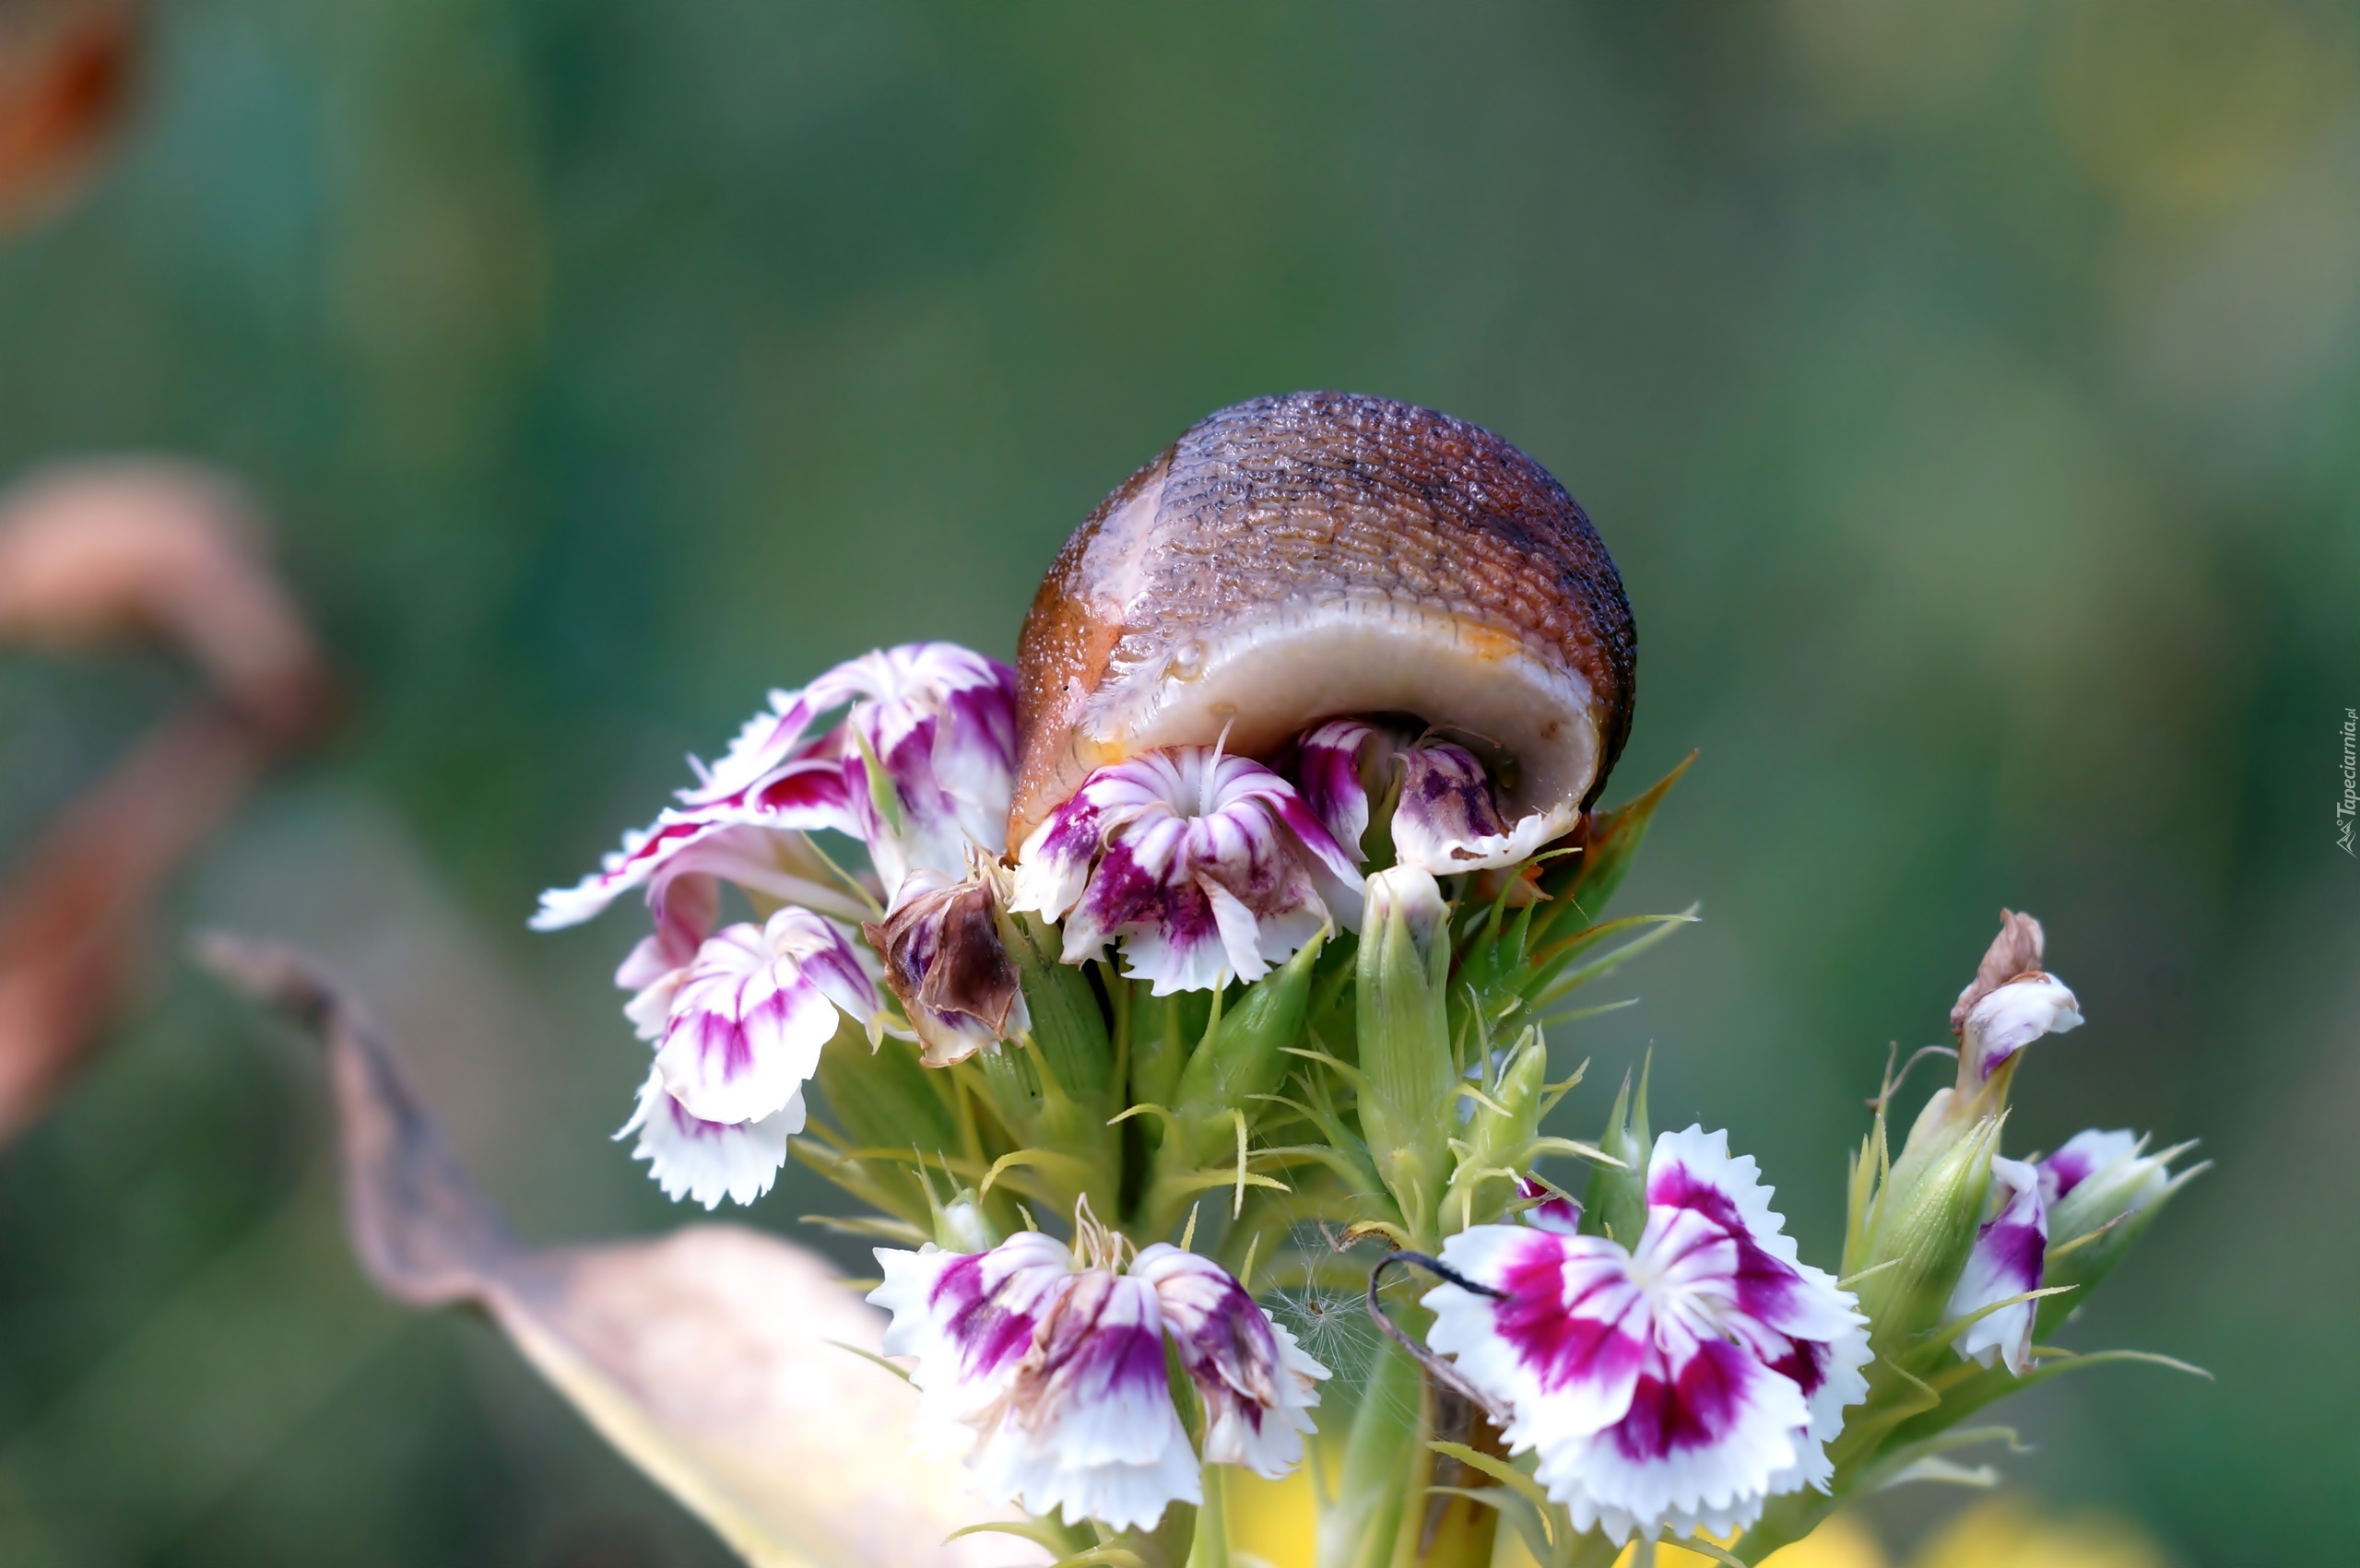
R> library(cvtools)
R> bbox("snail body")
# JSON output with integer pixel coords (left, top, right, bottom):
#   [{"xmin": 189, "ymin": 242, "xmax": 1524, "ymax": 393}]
[{"xmin": 1010, "ymin": 391, "xmax": 1637, "ymax": 847}]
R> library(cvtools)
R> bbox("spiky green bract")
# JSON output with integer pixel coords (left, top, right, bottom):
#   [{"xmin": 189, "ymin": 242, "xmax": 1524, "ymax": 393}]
[
  {"xmin": 1581, "ymin": 1060, "xmax": 1650, "ymax": 1247},
  {"xmin": 1451, "ymin": 755, "xmax": 1696, "ymax": 1048},
  {"xmin": 1356, "ymin": 867, "xmax": 1456, "ymax": 1244},
  {"xmin": 1540, "ymin": 751, "xmax": 1694, "ymax": 919},
  {"xmin": 1443, "ymin": 1031, "xmax": 1562, "ymax": 1236},
  {"xmin": 806, "ymin": 1021, "xmax": 958, "ymax": 1225},
  {"xmin": 1172, "ymin": 932, "xmax": 1327, "ymax": 1164},
  {"xmin": 2036, "ymin": 1143, "xmax": 2204, "ymax": 1339}
]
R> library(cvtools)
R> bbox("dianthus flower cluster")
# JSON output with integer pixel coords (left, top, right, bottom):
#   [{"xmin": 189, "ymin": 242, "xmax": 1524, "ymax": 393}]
[{"xmin": 533, "ymin": 641, "xmax": 2200, "ymax": 1567}]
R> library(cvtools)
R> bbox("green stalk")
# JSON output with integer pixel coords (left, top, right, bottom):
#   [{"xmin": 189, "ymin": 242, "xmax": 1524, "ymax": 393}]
[
  {"xmin": 1186, "ymin": 1465, "xmax": 1231, "ymax": 1568},
  {"xmin": 1317, "ymin": 1342, "xmax": 1425, "ymax": 1568}
]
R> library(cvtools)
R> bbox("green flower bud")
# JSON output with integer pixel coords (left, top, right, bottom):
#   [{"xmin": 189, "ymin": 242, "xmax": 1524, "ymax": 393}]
[
  {"xmin": 934, "ymin": 1188, "xmax": 999, "ymax": 1252},
  {"xmin": 1355, "ymin": 865, "xmax": 1455, "ymax": 1238},
  {"xmin": 1173, "ymin": 931, "xmax": 1325, "ymax": 1163},
  {"xmin": 1582, "ymin": 1059, "xmax": 1651, "ymax": 1246},
  {"xmin": 2034, "ymin": 1130, "xmax": 2204, "ymax": 1338},
  {"xmin": 1445, "ymin": 1029, "xmax": 1548, "ymax": 1232},
  {"xmin": 1854, "ymin": 1108, "xmax": 2003, "ymax": 1365}
]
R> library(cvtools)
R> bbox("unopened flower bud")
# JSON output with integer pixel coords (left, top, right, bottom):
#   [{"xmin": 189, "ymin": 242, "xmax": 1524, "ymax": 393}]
[
  {"xmin": 1930, "ymin": 912, "xmax": 2083, "ymax": 1126},
  {"xmin": 1446, "ymin": 1031, "xmax": 1548, "ymax": 1232},
  {"xmin": 1582, "ymin": 1061, "xmax": 1651, "ymax": 1248},
  {"xmin": 1173, "ymin": 931, "xmax": 1325, "ymax": 1164},
  {"xmin": 2035, "ymin": 1129, "xmax": 2202, "ymax": 1338},
  {"xmin": 1959, "ymin": 976, "xmax": 2083, "ymax": 1085},
  {"xmin": 1355, "ymin": 865, "xmax": 1454, "ymax": 1234},
  {"xmin": 935, "ymin": 1190, "xmax": 997, "ymax": 1253},
  {"xmin": 1851, "ymin": 1114, "xmax": 2003, "ymax": 1365}
]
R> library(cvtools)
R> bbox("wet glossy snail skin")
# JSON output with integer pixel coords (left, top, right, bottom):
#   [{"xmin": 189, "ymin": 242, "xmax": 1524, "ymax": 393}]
[{"xmin": 1009, "ymin": 391, "xmax": 1637, "ymax": 847}]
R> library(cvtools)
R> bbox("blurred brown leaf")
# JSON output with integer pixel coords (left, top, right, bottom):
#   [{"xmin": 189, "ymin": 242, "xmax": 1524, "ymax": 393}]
[
  {"xmin": 0, "ymin": 460, "xmax": 333, "ymax": 735},
  {"xmin": 0, "ymin": 0, "xmax": 135, "ymax": 236},
  {"xmin": 197, "ymin": 935, "xmax": 1039, "ymax": 1568},
  {"xmin": 0, "ymin": 459, "xmax": 336, "ymax": 1143}
]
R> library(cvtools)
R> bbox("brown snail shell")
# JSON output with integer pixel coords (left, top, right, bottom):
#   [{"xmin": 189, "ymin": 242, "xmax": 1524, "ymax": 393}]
[{"xmin": 1009, "ymin": 391, "xmax": 1636, "ymax": 848}]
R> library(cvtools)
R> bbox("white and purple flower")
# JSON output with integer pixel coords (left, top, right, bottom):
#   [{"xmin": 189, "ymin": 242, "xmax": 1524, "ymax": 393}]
[
  {"xmin": 1130, "ymin": 1245, "xmax": 1326, "ymax": 1478},
  {"xmin": 1293, "ymin": 718, "xmax": 1577, "ymax": 875},
  {"xmin": 1422, "ymin": 1126, "xmax": 1870, "ymax": 1544},
  {"xmin": 534, "ymin": 644, "xmax": 1019, "ymax": 1199},
  {"xmin": 1009, "ymin": 746, "xmax": 1363, "ymax": 995},
  {"xmin": 606, "ymin": 907, "xmax": 883, "ymax": 1208},
  {"xmin": 868, "ymin": 1225, "xmax": 1327, "ymax": 1531},
  {"xmin": 681, "ymin": 642, "xmax": 1019, "ymax": 896},
  {"xmin": 639, "ymin": 906, "xmax": 882, "ymax": 1126},
  {"xmin": 1944, "ymin": 1155, "xmax": 2047, "ymax": 1376},
  {"xmin": 614, "ymin": 1065, "xmax": 801, "ymax": 1210},
  {"xmin": 535, "ymin": 642, "xmax": 1018, "ymax": 939}
]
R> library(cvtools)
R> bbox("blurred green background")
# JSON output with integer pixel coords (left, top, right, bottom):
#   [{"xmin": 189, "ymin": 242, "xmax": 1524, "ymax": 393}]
[{"xmin": 2, "ymin": 2, "xmax": 2355, "ymax": 1564}]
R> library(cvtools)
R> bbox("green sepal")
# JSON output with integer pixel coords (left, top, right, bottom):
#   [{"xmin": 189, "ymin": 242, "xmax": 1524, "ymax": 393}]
[
  {"xmin": 808, "ymin": 1024, "xmax": 958, "ymax": 1222},
  {"xmin": 1581, "ymin": 1058, "xmax": 1651, "ymax": 1248},
  {"xmin": 1000, "ymin": 910, "xmax": 1115, "ymax": 1104},
  {"xmin": 1172, "ymin": 932, "xmax": 1327, "ymax": 1163},
  {"xmin": 1128, "ymin": 988, "xmax": 1213, "ymax": 1135}
]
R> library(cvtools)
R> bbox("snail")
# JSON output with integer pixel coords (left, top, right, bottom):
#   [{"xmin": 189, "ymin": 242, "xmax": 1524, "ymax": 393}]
[{"xmin": 1009, "ymin": 391, "xmax": 1637, "ymax": 850}]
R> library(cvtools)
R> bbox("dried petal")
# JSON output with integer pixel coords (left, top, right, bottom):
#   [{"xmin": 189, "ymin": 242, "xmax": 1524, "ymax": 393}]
[
  {"xmin": 865, "ymin": 868, "xmax": 1029, "ymax": 1067},
  {"xmin": 1948, "ymin": 909, "xmax": 2048, "ymax": 1037},
  {"xmin": 196, "ymin": 936, "xmax": 1032, "ymax": 1568},
  {"xmin": 0, "ymin": 462, "xmax": 334, "ymax": 1144}
]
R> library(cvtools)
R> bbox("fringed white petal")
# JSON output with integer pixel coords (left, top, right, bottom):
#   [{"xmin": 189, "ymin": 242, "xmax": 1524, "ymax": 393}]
[
  {"xmin": 1426, "ymin": 1126, "xmax": 1866, "ymax": 1546},
  {"xmin": 1133, "ymin": 1244, "xmax": 1327, "ymax": 1480},
  {"xmin": 615, "ymin": 1067, "xmax": 798, "ymax": 1209},
  {"xmin": 1013, "ymin": 747, "xmax": 1361, "ymax": 995},
  {"xmin": 652, "ymin": 908, "xmax": 880, "ymax": 1126}
]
